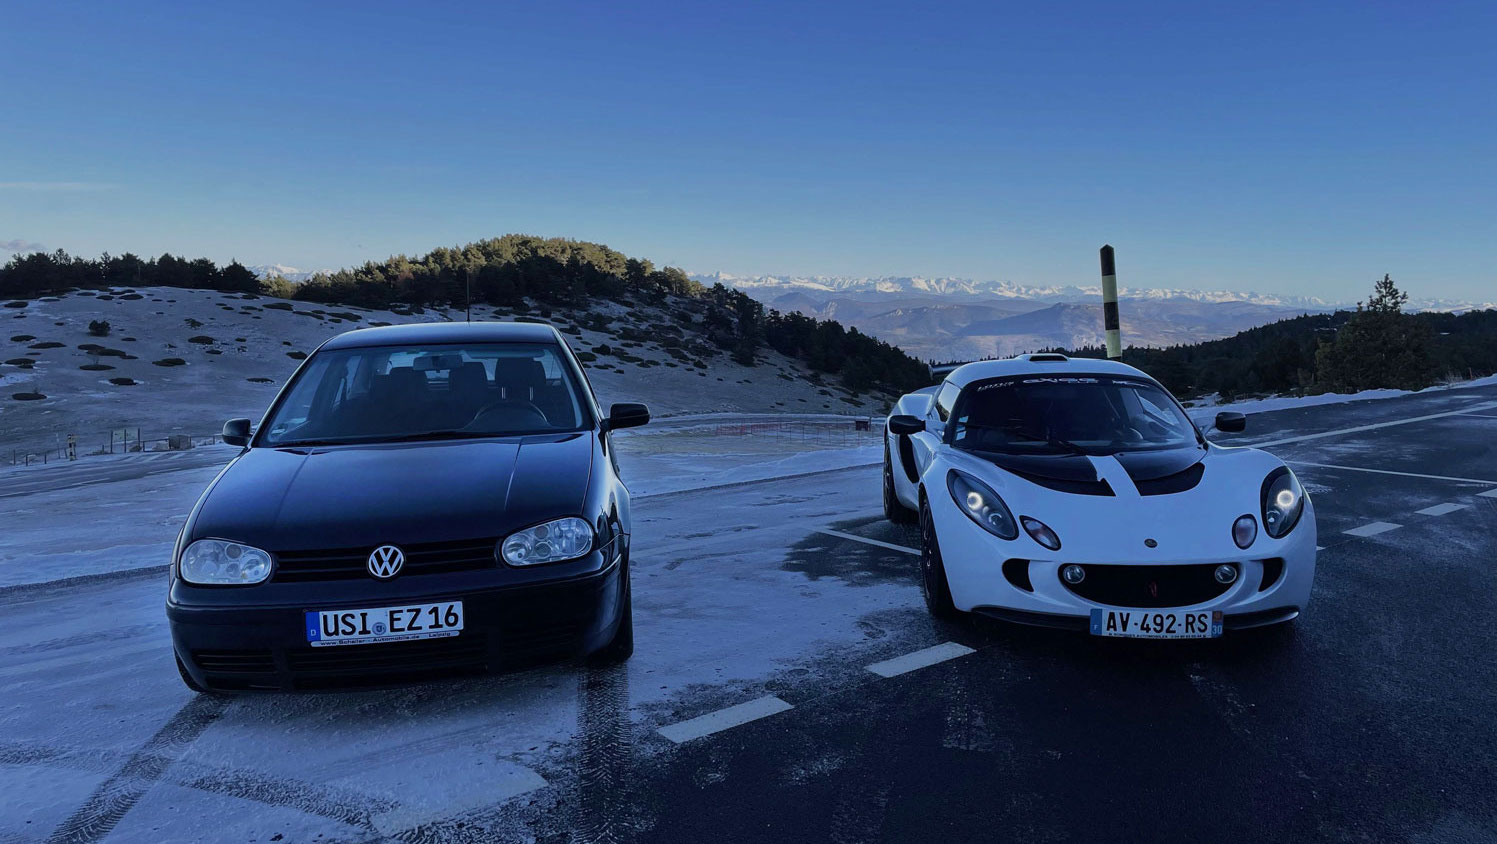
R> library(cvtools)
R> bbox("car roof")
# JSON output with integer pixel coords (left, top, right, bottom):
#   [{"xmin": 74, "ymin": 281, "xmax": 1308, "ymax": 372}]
[
  {"xmin": 943, "ymin": 354, "xmax": 1158, "ymax": 388},
  {"xmin": 319, "ymin": 320, "xmax": 564, "ymax": 351}
]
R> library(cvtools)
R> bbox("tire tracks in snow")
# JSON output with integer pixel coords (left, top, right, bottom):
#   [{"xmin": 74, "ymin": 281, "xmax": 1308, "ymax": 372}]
[{"xmin": 45, "ymin": 695, "xmax": 230, "ymax": 844}]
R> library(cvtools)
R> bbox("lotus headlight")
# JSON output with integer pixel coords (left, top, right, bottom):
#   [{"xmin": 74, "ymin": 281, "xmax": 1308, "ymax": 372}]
[
  {"xmin": 179, "ymin": 539, "xmax": 274, "ymax": 585},
  {"xmin": 501, "ymin": 517, "xmax": 594, "ymax": 566},
  {"xmin": 1260, "ymin": 467, "xmax": 1305, "ymax": 539},
  {"xmin": 947, "ymin": 470, "xmax": 1019, "ymax": 540}
]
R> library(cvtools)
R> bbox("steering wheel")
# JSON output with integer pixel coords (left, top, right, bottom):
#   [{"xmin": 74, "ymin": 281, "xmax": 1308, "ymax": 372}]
[{"xmin": 467, "ymin": 398, "xmax": 549, "ymax": 429}]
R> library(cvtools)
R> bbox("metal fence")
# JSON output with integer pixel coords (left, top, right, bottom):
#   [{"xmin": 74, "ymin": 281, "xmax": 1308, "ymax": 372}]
[{"xmin": 6, "ymin": 429, "xmax": 222, "ymax": 467}]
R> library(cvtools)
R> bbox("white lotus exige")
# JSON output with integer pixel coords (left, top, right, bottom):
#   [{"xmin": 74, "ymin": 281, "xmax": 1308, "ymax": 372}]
[{"xmin": 884, "ymin": 354, "xmax": 1315, "ymax": 638}]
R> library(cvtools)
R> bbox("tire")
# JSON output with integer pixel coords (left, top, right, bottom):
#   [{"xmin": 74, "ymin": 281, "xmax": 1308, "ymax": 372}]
[
  {"xmin": 590, "ymin": 564, "xmax": 634, "ymax": 664},
  {"xmin": 918, "ymin": 495, "xmax": 961, "ymax": 620},
  {"xmin": 884, "ymin": 442, "xmax": 917, "ymax": 524},
  {"xmin": 176, "ymin": 653, "xmax": 214, "ymax": 694}
]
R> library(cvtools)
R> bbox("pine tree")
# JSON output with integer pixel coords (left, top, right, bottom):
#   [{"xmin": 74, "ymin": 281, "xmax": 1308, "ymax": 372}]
[{"xmin": 1315, "ymin": 274, "xmax": 1437, "ymax": 392}]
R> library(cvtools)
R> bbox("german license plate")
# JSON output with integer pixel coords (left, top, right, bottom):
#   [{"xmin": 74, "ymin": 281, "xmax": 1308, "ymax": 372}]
[
  {"xmin": 305, "ymin": 601, "xmax": 464, "ymax": 647},
  {"xmin": 1089, "ymin": 608, "xmax": 1222, "ymax": 639}
]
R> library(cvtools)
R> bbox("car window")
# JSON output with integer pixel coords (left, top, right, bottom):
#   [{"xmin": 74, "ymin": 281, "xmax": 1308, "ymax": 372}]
[
  {"xmin": 260, "ymin": 342, "xmax": 591, "ymax": 446},
  {"xmin": 950, "ymin": 375, "xmax": 1199, "ymax": 455},
  {"xmin": 934, "ymin": 382, "xmax": 959, "ymax": 423}
]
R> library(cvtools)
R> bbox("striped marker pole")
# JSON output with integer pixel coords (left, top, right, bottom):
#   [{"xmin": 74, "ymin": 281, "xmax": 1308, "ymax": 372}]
[{"xmin": 1100, "ymin": 244, "xmax": 1121, "ymax": 359}]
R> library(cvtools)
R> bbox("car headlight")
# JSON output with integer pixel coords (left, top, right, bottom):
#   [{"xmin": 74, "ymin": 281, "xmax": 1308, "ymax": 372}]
[
  {"xmin": 179, "ymin": 539, "xmax": 274, "ymax": 585},
  {"xmin": 1261, "ymin": 467, "xmax": 1305, "ymax": 539},
  {"xmin": 1232, "ymin": 514, "xmax": 1258, "ymax": 549},
  {"xmin": 501, "ymin": 517, "xmax": 594, "ymax": 566},
  {"xmin": 1021, "ymin": 516, "xmax": 1061, "ymax": 551},
  {"xmin": 947, "ymin": 470, "xmax": 1018, "ymax": 540}
]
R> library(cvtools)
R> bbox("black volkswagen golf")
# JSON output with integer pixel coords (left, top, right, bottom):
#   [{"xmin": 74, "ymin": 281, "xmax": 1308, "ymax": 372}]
[{"xmin": 167, "ymin": 321, "xmax": 649, "ymax": 691}]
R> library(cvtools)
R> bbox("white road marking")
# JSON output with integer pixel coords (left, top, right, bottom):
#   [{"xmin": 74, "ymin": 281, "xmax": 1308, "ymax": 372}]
[
  {"xmin": 815, "ymin": 528, "xmax": 920, "ymax": 556},
  {"xmin": 1286, "ymin": 461, "xmax": 1497, "ymax": 486},
  {"xmin": 1458, "ymin": 414, "xmax": 1497, "ymax": 419},
  {"xmin": 1416, "ymin": 502, "xmax": 1468, "ymax": 517},
  {"xmin": 1480, "ymin": 488, "xmax": 1497, "ymax": 499},
  {"xmin": 866, "ymin": 642, "xmax": 975, "ymax": 678},
  {"xmin": 1253, "ymin": 402, "xmax": 1497, "ymax": 448},
  {"xmin": 1316, "ymin": 546, "xmax": 1326, "ymax": 551},
  {"xmin": 1344, "ymin": 521, "xmax": 1402, "ymax": 538},
  {"xmin": 657, "ymin": 695, "xmax": 793, "ymax": 744}
]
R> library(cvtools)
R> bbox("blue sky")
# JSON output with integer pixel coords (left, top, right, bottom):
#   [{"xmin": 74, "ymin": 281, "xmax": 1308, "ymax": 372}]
[{"xmin": 2, "ymin": 0, "xmax": 1492, "ymax": 301}]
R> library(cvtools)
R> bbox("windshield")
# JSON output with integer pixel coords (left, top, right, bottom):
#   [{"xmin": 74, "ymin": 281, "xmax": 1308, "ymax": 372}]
[
  {"xmin": 949, "ymin": 375, "xmax": 1200, "ymax": 455},
  {"xmin": 259, "ymin": 342, "xmax": 591, "ymax": 446}
]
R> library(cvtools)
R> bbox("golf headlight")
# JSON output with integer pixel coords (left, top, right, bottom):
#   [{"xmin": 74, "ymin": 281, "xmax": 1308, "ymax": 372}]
[
  {"xmin": 947, "ymin": 470, "xmax": 1018, "ymax": 540},
  {"xmin": 1260, "ymin": 467, "xmax": 1305, "ymax": 539},
  {"xmin": 501, "ymin": 517, "xmax": 594, "ymax": 566},
  {"xmin": 179, "ymin": 539, "xmax": 274, "ymax": 585}
]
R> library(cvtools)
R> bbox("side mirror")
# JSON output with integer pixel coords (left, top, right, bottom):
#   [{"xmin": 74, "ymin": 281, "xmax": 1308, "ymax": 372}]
[
  {"xmin": 1214, "ymin": 411, "xmax": 1246, "ymax": 433},
  {"xmin": 222, "ymin": 418, "xmax": 252, "ymax": 447},
  {"xmin": 604, "ymin": 402, "xmax": 650, "ymax": 432},
  {"xmin": 888, "ymin": 415, "xmax": 925, "ymax": 436}
]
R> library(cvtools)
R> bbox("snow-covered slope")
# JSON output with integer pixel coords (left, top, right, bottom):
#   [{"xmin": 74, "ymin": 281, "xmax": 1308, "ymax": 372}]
[{"xmin": 0, "ymin": 288, "xmax": 888, "ymax": 459}]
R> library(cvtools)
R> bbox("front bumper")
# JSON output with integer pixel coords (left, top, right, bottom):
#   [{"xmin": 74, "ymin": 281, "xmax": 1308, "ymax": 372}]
[
  {"xmin": 933, "ymin": 498, "xmax": 1317, "ymax": 630},
  {"xmin": 168, "ymin": 554, "xmax": 623, "ymax": 691}
]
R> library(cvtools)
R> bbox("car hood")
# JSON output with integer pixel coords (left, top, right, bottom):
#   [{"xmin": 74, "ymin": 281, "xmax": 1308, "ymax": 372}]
[
  {"xmin": 191, "ymin": 434, "xmax": 594, "ymax": 551},
  {"xmin": 977, "ymin": 446, "xmax": 1204, "ymax": 495},
  {"xmin": 944, "ymin": 444, "xmax": 1303, "ymax": 563}
]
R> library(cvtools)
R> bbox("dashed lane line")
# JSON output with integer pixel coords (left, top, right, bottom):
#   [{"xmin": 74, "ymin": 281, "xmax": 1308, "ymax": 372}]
[
  {"xmin": 866, "ymin": 642, "xmax": 974, "ymax": 678},
  {"xmin": 1285, "ymin": 461, "xmax": 1497, "ymax": 486},
  {"xmin": 1344, "ymin": 521, "xmax": 1402, "ymax": 538},
  {"xmin": 657, "ymin": 696, "xmax": 793, "ymax": 744},
  {"xmin": 814, "ymin": 528, "xmax": 920, "ymax": 556},
  {"xmin": 1415, "ymin": 502, "xmax": 1469, "ymax": 517},
  {"xmin": 1249, "ymin": 401, "xmax": 1497, "ymax": 449}
]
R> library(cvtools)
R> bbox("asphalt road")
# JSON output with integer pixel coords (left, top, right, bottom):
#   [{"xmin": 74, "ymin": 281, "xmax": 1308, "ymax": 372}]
[{"xmin": 3, "ymin": 385, "xmax": 1495, "ymax": 842}]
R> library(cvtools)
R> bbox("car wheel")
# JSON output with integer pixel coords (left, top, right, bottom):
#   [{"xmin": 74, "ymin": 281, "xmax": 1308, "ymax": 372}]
[
  {"xmin": 175, "ymin": 653, "xmax": 215, "ymax": 694},
  {"xmin": 884, "ymin": 443, "xmax": 916, "ymax": 524},
  {"xmin": 918, "ymin": 495, "xmax": 961, "ymax": 620},
  {"xmin": 590, "ymin": 566, "xmax": 634, "ymax": 664}
]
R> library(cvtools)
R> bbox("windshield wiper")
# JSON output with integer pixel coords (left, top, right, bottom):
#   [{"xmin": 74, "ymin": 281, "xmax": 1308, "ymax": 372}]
[
  {"xmin": 370, "ymin": 430, "xmax": 494, "ymax": 443},
  {"xmin": 269, "ymin": 438, "xmax": 363, "ymax": 448}
]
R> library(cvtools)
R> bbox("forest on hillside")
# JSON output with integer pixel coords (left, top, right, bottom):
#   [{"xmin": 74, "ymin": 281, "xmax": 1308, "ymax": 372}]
[
  {"xmin": 0, "ymin": 236, "xmax": 931, "ymax": 395},
  {"xmin": 1035, "ymin": 277, "xmax": 1496, "ymax": 400}
]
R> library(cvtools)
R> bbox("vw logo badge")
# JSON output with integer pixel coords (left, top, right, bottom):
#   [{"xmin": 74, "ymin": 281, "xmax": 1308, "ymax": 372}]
[{"xmin": 367, "ymin": 545, "xmax": 405, "ymax": 580}]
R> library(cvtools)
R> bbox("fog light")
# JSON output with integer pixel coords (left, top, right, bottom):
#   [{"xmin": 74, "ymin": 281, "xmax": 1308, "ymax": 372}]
[
  {"xmin": 1061, "ymin": 564, "xmax": 1086, "ymax": 585},
  {"xmin": 1214, "ymin": 564, "xmax": 1238, "ymax": 584}
]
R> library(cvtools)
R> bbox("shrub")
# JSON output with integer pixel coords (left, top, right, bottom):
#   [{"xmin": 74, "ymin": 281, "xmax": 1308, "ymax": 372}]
[{"xmin": 88, "ymin": 320, "xmax": 111, "ymax": 337}]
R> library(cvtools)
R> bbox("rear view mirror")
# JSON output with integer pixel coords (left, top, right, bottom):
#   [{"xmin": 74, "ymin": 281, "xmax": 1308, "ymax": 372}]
[
  {"xmin": 222, "ymin": 418, "xmax": 252, "ymax": 447},
  {"xmin": 888, "ymin": 415, "xmax": 925, "ymax": 435},
  {"xmin": 1214, "ymin": 411, "xmax": 1246, "ymax": 433},
  {"xmin": 604, "ymin": 402, "xmax": 650, "ymax": 431}
]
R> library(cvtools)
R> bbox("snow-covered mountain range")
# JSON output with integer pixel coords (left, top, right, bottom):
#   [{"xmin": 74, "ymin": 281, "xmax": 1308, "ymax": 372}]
[
  {"xmin": 696, "ymin": 272, "xmax": 1494, "ymax": 361},
  {"xmin": 247, "ymin": 264, "xmax": 326, "ymax": 283},
  {"xmin": 694, "ymin": 272, "xmax": 1494, "ymax": 313}
]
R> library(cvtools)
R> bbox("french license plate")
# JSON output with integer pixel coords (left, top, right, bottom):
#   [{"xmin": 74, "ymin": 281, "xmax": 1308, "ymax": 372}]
[
  {"xmin": 1089, "ymin": 608, "xmax": 1222, "ymax": 639},
  {"xmin": 305, "ymin": 601, "xmax": 464, "ymax": 647}
]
